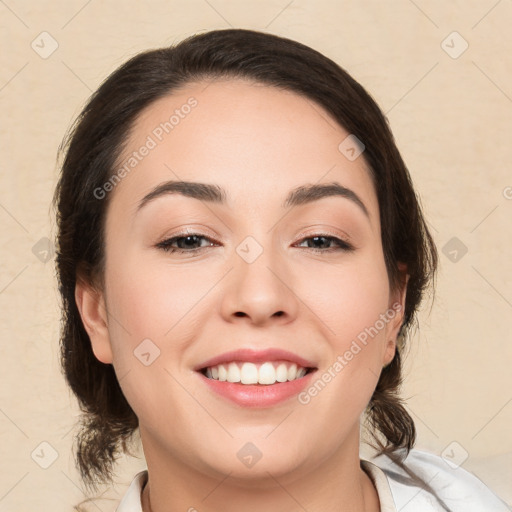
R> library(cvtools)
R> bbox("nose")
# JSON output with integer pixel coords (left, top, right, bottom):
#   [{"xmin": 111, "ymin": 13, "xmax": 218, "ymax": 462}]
[{"xmin": 220, "ymin": 241, "xmax": 300, "ymax": 326}]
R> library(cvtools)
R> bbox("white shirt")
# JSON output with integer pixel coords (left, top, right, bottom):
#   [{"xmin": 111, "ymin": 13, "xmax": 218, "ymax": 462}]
[{"xmin": 116, "ymin": 449, "xmax": 510, "ymax": 511}]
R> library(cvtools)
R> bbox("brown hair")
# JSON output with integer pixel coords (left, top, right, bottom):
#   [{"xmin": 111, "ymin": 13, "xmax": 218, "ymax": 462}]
[{"xmin": 53, "ymin": 28, "xmax": 437, "ymax": 488}]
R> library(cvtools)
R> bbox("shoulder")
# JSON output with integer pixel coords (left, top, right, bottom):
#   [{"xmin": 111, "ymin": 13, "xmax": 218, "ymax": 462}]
[{"xmin": 366, "ymin": 448, "xmax": 511, "ymax": 511}]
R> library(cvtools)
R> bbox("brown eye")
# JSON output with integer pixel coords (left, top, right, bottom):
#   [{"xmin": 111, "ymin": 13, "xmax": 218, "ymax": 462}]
[
  {"xmin": 156, "ymin": 233, "xmax": 217, "ymax": 253},
  {"xmin": 295, "ymin": 235, "xmax": 354, "ymax": 253}
]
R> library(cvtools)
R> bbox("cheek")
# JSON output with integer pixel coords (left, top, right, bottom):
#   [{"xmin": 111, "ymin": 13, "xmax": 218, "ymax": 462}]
[
  {"xmin": 101, "ymin": 245, "xmax": 225, "ymax": 412},
  {"xmin": 300, "ymin": 251, "xmax": 391, "ymax": 345},
  {"xmin": 296, "ymin": 251, "xmax": 391, "ymax": 404},
  {"xmin": 101, "ymin": 255, "xmax": 212, "ymax": 425},
  {"xmin": 105, "ymin": 249, "xmax": 214, "ymax": 350}
]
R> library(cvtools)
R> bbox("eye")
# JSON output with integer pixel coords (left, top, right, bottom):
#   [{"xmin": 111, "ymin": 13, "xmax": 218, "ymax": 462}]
[
  {"xmin": 294, "ymin": 234, "xmax": 354, "ymax": 253},
  {"xmin": 155, "ymin": 233, "xmax": 218, "ymax": 254}
]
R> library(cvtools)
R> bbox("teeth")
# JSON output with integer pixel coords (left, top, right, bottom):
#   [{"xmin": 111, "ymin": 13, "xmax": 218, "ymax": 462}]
[
  {"xmin": 287, "ymin": 363, "xmax": 297, "ymax": 381},
  {"xmin": 227, "ymin": 362, "xmax": 241, "ymax": 383},
  {"xmin": 240, "ymin": 362, "xmax": 258, "ymax": 384},
  {"xmin": 218, "ymin": 364, "xmax": 227, "ymax": 382},
  {"xmin": 258, "ymin": 362, "xmax": 276, "ymax": 385},
  {"xmin": 203, "ymin": 361, "xmax": 309, "ymax": 385},
  {"xmin": 276, "ymin": 363, "xmax": 288, "ymax": 382}
]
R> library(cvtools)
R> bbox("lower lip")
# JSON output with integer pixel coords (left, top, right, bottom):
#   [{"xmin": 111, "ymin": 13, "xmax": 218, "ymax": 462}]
[{"xmin": 198, "ymin": 371, "xmax": 316, "ymax": 408}]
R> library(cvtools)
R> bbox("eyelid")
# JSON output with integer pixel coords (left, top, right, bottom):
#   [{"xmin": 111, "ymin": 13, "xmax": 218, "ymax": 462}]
[
  {"xmin": 159, "ymin": 225, "xmax": 219, "ymax": 241},
  {"xmin": 294, "ymin": 226, "xmax": 354, "ymax": 246}
]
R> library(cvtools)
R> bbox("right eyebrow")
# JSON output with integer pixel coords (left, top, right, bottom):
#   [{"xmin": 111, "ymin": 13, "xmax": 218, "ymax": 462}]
[{"xmin": 137, "ymin": 180, "xmax": 227, "ymax": 211}]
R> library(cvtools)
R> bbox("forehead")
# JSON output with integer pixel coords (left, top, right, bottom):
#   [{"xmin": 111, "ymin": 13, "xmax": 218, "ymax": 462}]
[{"xmin": 111, "ymin": 79, "xmax": 378, "ymax": 221}]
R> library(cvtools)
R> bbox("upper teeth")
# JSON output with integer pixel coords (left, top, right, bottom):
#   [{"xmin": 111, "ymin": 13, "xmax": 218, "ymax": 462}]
[{"xmin": 204, "ymin": 361, "xmax": 308, "ymax": 385}]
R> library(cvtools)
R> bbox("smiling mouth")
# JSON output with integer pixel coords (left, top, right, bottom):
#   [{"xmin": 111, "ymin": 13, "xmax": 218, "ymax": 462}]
[{"xmin": 199, "ymin": 360, "xmax": 316, "ymax": 385}]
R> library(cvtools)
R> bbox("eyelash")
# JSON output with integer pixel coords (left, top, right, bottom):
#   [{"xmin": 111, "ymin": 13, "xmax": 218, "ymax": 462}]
[{"xmin": 155, "ymin": 232, "xmax": 354, "ymax": 255}]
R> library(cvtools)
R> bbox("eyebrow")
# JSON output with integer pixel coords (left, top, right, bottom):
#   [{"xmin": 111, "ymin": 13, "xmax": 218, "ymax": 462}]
[{"xmin": 136, "ymin": 180, "xmax": 369, "ymax": 217}]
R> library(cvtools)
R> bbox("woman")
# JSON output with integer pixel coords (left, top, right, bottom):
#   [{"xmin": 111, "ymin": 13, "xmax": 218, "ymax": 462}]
[{"xmin": 53, "ymin": 29, "xmax": 509, "ymax": 511}]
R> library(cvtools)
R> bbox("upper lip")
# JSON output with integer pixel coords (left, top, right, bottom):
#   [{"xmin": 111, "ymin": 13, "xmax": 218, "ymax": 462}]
[{"xmin": 194, "ymin": 348, "xmax": 317, "ymax": 371}]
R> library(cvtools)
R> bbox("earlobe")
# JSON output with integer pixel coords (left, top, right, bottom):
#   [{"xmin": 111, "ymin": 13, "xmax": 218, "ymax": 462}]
[
  {"xmin": 75, "ymin": 278, "xmax": 113, "ymax": 364},
  {"xmin": 383, "ymin": 338, "xmax": 396, "ymax": 367}
]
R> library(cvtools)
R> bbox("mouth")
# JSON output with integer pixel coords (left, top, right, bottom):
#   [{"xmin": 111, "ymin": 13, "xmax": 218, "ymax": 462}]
[
  {"xmin": 199, "ymin": 360, "xmax": 316, "ymax": 385},
  {"xmin": 194, "ymin": 348, "xmax": 318, "ymax": 407}
]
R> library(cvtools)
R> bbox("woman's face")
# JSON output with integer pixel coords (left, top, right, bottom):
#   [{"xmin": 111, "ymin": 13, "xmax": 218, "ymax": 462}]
[{"xmin": 78, "ymin": 79, "xmax": 406, "ymax": 482}]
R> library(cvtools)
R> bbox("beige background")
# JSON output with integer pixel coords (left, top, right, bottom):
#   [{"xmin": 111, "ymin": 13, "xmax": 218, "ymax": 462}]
[{"xmin": 1, "ymin": 1, "xmax": 511, "ymax": 510}]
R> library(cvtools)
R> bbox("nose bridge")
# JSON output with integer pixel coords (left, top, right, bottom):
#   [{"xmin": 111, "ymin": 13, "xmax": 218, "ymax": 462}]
[{"xmin": 220, "ymin": 231, "xmax": 298, "ymax": 324}]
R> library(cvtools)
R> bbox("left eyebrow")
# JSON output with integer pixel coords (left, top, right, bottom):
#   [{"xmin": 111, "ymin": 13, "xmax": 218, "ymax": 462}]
[
  {"xmin": 282, "ymin": 182, "xmax": 369, "ymax": 217},
  {"xmin": 136, "ymin": 180, "xmax": 369, "ymax": 218}
]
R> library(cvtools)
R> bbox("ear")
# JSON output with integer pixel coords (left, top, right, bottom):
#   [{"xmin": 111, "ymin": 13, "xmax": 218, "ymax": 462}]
[
  {"xmin": 75, "ymin": 277, "xmax": 113, "ymax": 364},
  {"xmin": 383, "ymin": 263, "xmax": 409, "ymax": 366}
]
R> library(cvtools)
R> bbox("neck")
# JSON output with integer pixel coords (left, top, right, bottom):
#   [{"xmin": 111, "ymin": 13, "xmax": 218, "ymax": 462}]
[{"xmin": 139, "ymin": 428, "xmax": 380, "ymax": 512}]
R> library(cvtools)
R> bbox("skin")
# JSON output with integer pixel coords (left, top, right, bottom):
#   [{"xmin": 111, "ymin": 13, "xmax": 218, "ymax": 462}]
[{"xmin": 76, "ymin": 79, "xmax": 407, "ymax": 512}]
